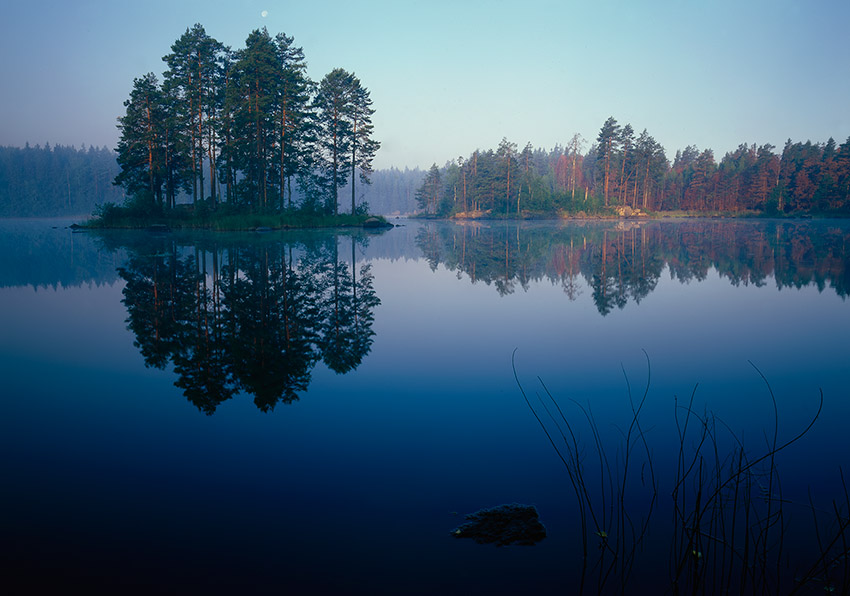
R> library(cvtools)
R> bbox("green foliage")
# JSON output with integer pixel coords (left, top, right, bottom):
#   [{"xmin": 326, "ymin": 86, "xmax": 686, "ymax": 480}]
[
  {"xmin": 353, "ymin": 200, "xmax": 370, "ymax": 216},
  {"xmin": 87, "ymin": 203, "xmax": 383, "ymax": 230},
  {"xmin": 415, "ymin": 164, "xmax": 441, "ymax": 214},
  {"xmin": 313, "ymin": 68, "xmax": 380, "ymax": 215},
  {"xmin": 111, "ymin": 24, "xmax": 380, "ymax": 222},
  {"xmin": 764, "ymin": 187, "xmax": 781, "ymax": 215}
]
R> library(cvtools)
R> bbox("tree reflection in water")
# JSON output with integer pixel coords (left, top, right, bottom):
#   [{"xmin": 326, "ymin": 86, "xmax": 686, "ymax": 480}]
[
  {"xmin": 117, "ymin": 234, "xmax": 379, "ymax": 413},
  {"xmin": 416, "ymin": 219, "xmax": 850, "ymax": 315}
]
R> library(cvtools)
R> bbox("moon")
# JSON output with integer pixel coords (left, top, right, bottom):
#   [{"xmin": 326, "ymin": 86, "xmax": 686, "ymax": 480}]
[{"xmin": 261, "ymin": 10, "xmax": 268, "ymax": 18}]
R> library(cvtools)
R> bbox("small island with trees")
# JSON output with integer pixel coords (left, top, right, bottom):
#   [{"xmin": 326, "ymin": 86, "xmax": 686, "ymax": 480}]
[{"xmin": 93, "ymin": 24, "xmax": 387, "ymax": 230}]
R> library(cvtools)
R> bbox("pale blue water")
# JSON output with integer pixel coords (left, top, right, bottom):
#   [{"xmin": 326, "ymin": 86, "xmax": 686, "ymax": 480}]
[{"xmin": 1, "ymin": 218, "xmax": 848, "ymax": 594}]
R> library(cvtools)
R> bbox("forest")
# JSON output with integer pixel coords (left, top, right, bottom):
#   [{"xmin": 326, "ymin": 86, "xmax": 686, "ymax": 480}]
[
  {"xmin": 111, "ymin": 23, "xmax": 379, "ymax": 219},
  {"xmin": 415, "ymin": 117, "xmax": 850, "ymax": 218},
  {"xmin": 0, "ymin": 144, "xmax": 123, "ymax": 216},
  {"xmin": 0, "ymin": 144, "xmax": 421, "ymax": 219}
]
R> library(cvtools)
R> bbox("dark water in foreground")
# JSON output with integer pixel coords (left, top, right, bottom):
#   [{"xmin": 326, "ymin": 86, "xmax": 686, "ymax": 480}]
[{"xmin": 1, "ymin": 218, "xmax": 848, "ymax": 594}]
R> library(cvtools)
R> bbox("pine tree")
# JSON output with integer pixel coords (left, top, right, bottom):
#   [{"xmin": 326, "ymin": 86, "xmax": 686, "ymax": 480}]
[
  {"xmin": 314, "ymin": 68, "xmax": 355, "ymax": 215},
  {"xmin": 415, "ymin": 164, "xmax": 442, "ymax": 214},
  {"xmin": 227, "ymin": 28, "xmax": 281, "ymax": 209},
  {"xmin": 347, "ymin": 75, "xmax": 380, "ymax": 215},
  {"xmin": 114, "ymin": 73, "xmax": 168, "ymax": 210},
  {"xmin": 162, "ymin": 24, "xmax": 225, "ymax": 205},
  {"xmin": 596, "ymin": 117, "xmax": 621, "ymax": 206},
  {"xmin": 273, "ymin": 33, "xmax": 314, "ymax": 211}
]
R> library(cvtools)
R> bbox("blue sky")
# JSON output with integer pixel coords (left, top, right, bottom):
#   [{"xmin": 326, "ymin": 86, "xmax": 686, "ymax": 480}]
[{"xmin": 1, "ymin": 0, "xmax": 848, "ymax": 169}]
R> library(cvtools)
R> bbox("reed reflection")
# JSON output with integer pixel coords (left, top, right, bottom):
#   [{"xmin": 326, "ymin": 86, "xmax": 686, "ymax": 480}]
[
  {"xmin": 416, "ymin": 220, "xmax": 850, "ymax": 314},
  {"xmin": 117, "ymin": 234, "xmax": 378, "ymax": 413}
]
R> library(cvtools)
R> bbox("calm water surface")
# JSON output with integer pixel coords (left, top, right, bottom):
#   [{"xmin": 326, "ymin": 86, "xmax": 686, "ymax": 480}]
[{"xmin": 1, "ymin": 218, "xmax": 848, "ymax": 594}]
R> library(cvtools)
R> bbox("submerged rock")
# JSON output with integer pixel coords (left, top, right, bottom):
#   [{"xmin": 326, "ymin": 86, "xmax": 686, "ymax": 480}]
[
  {"xmin": 451, "ymin": 503, "xmax": 546, "ymax": 546},
  {"xmin": 363, "ymin": 217, "xmax": 393, "ymax": 229}
]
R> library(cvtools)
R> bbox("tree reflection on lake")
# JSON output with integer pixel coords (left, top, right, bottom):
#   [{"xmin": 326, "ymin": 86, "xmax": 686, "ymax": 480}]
[
  {"xmin": 416, "ymin": 219, "xmax": 850, "ymax": 314},
  {"xmin": 114, "ymin": 233, "xmax": 379, "ymax": 413},
  {"xmin": 3, "ymin": 218, "xmax": 850, "ymax": 593}
]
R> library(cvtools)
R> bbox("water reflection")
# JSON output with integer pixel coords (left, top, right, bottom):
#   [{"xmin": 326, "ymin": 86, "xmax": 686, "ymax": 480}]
[
  {"xmin": 114, "ymin": 233, "xmax": 378, "ymax": 413},
  {"xmin": 0, "ymin": 219, "xmax": 124, "ymax": 289},
  {"xmin": 416, "ymin": 219, "xmax": 850, "ymax": 314}
]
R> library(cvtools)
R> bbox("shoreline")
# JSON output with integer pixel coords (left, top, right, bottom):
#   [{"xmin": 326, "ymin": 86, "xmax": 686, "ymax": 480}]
[{"xmin": 80, "ymin": 212, "xmax": 394, "ymax": 232}]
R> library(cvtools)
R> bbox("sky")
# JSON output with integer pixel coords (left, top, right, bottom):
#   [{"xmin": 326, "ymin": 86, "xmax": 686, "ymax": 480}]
[{"xmin": 1, "ymin": 0, "xmax": 848, "ymax": 170}]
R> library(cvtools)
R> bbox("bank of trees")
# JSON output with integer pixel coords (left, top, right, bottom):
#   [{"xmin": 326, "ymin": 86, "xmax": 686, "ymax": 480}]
[
  {"xmin": 0, "ymin": 144, "xmax": 123, "ymax": 216},
  {"xmin": 416, "ymin": 116, "xmax": 850, "ymax": 217},
  {"xmin": 114, "ymin": 24, "xmax": 379, "ymax": 216}
]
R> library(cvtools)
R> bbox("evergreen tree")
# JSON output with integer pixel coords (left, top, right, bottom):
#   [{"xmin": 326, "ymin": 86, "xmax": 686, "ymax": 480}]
[
  {"xmin": 596, "ymin": 117, "xmax": 621, "ymax": 206},
  {"xmin": 347, "ymin": 75, "xmax": 380, "ymax": 215},
  {"xmin": 415, "ymin": 164, "xmax": 442, "ymax": 214},
  {"xmin": 227, "ymin": 28, "xmax": 281, "ymax": 209},
  {"xmin": 634, "ymin": 130, "xmax": 666, "ymax": 210},
  {"xmin": 617, "ymin": 124, "xmax": 635, "ymax": 206},
  {"xmin": 162, "ymin": 24, "xmax": 226, "ymax": 205},
  {"xmin": 114, "ymin": 73, "xmax": 168, "ymax": 211},
  {"xmin": 313, "ymin": 68, "xmax": 355, "ymax": 215},
  {"xmin": 272, "ymin": 33, "xmax": 314, "ymax": 210}
]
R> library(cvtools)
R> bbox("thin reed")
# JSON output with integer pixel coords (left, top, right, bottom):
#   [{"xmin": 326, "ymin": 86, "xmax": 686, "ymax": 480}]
[{"xmin": 514, "ymin": 352, "xmax": 849, "ymax": 595}]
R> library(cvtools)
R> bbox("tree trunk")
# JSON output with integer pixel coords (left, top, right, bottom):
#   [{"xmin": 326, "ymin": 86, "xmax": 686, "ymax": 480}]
[
  {"xmin": 603, "ymin": 139, "xmax": 611, "ymax": 207},
  {"xmin": 351, "ymin": 117, "xmax": 357, "ymax": 215},
  {"xmin": 280, "ymin": 94, "xmax": 287, "ymax": 211}
]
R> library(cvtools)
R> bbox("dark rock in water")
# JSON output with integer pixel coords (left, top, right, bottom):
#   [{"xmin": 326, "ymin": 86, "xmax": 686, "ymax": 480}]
[
  {"xmin": 451, "ymin": 503, "xmax": 546, "ymax": 546},
  {"xmin": 363, "ymin": 217, "xmax": 393, "ymax": 229}
]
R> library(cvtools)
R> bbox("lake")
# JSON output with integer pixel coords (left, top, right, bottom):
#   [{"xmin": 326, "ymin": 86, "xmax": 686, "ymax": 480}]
[{"xmin": 1, "ymin": 217, "xmax": 848, "ymax": 594}]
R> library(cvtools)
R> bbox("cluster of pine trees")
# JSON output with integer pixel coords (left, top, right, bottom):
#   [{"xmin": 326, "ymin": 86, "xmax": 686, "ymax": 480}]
[
  {"xmin": 115, "ymin": 24, "xmax": 379, "ymax": 216},
  {"xmin": 416, "ymin": 116, "xmax": 850, "ymax": 217},
  {"xmin": 0, "ymin": 144, "xmax": 123, "ymax": 216}
]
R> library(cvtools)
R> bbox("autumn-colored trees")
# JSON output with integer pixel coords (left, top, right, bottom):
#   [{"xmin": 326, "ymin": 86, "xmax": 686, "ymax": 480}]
[
  {"xmin": 778, "ymin": 138, "xmax": 850, "ymax": 213},
  {"xmin": 415, "ymin": 115, "xmax": 850, "ymax": 217}
]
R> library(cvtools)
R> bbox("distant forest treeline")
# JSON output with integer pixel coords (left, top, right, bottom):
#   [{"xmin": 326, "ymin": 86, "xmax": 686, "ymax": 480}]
[
  {"xmin": 324, "ymin": 166, "xmax": 422, "ymax": 215},
  {"xmin": 0, "ymin": 144, "xmax": 124, "ymax": 216},
  {"xmin": 415, "ymin": 117, "xmax": 850, "ymax": 217},
  {"xmin": 0, "ymin": 142, "xmax": 421, "ymax": 218}
]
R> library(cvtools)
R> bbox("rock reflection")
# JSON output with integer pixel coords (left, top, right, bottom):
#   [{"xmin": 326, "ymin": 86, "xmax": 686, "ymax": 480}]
[
  {"xmin": 416, "ymin": 220, "xmax": 850, "ymax": 314},
  {"xmin": 117, "ymin": 234, "xmax": 378, "ymax": 413}
]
